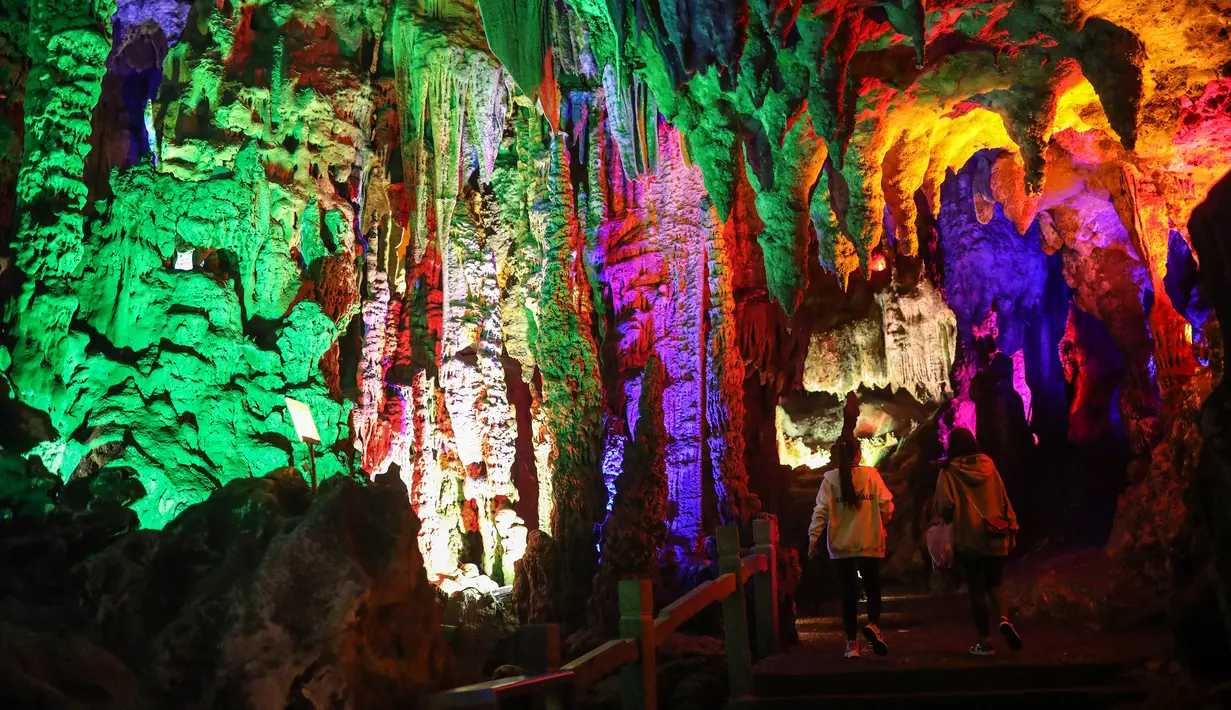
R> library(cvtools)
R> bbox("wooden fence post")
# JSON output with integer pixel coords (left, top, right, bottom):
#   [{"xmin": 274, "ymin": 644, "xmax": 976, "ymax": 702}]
[
  {"xmin": 521, "ymin": 623, "xmax": 565, "ymax": 710},
  {"xmin": 717, "ymin": 525, "xmax": 753, "ymax": 699},
  {"xmin": 619, "ymin": 579, "xmax": 657, "ymax": 710},
  {"xmin": 520, "ymin": 623, "xmax": 563, "ymax": 673},
  {"xmin": 752, "ymin": 517, "xmax": 780, "ymax": 658}
]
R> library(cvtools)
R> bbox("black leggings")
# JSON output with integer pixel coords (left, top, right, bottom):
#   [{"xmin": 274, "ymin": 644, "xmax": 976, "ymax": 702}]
[
  {"xmin": 833, "ymin": 557, "xmax": 882, "ymax": 640},
  {"xmin": 962, "ymin": 556, "xmax": 1005, "ymax": 639}
]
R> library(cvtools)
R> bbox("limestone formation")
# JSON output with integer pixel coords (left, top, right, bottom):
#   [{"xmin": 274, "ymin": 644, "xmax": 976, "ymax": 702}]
[{"xmin": 2, "ymin": 0, "xmax": 1231, "ymax": 682}]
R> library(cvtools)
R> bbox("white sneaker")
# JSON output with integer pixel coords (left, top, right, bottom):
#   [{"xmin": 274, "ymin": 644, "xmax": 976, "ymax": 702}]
[
  {"xmin": 970, "ymin": 641, "xmax": 996, "ymax": 656},
  {"xmin": 844, "ymin": 640, "xmax": 861, "ymax": 659}
]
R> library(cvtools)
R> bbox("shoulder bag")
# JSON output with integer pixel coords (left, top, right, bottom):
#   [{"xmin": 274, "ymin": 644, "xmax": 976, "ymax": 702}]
[{"xmin": 959, "ymin": 485, "xmax": 1013, "ymax": 538}]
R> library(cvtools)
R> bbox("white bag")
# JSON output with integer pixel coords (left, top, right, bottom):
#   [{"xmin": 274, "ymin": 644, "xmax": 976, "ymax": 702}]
[{"xmin": 926, "ymin": 521, "xmax": 954, "ymax": 569}]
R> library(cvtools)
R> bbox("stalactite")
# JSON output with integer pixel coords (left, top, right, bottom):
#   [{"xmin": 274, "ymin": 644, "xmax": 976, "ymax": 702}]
[
  {"xmin": 1110, "ymin": 168, "xmax": 1202, "ymax": 413},
  {"xmin": 536, "ymin": 137, "xmax": 606, "ymax": 625},
  {"xmin": 803, "ymin": 311, "xmax": 889, "ymax": 395},
  {"xmin": 810, "ymin": 162, "xmax": 860, "ymax": 285},
  {"xmin": 464, "ymin": 60, "xmax": 510, "ymax": 187},
  {"xmin": 749, "ymin": 87, "xmax": 827, "ymax": 313},
  {"xmin": 879, "ymin": 276, "xmax": 958, "ymax": 403},
  {"xmin": 476, "ymin": 0, "xmax": 548, "ymax": 102},
  {"xmin": 428, "ymin": 49, "xmax": 465, "ymax": 253},
  {"xmin": 601, "ymin": 65, "xmax": 638, "ymax": 180},
  {"xmin": 500, "ymin": 106, "xmax": 556, "ymax": 535},
  {"xmin": 881, "ymin": 126, "xmax": 932, "ymax": 257},
  {"xmin": 707, "ymin": 159, "xmax": 759, "ymax": 531}
]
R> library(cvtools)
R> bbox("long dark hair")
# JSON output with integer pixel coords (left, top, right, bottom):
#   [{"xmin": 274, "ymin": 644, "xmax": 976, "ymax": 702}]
[
  {"xmin": 836, "ymin": 437, "xmax": 861, "ymax": 509},
  {"xmin": 947, "ymin": 427, "xmax": 980, "ymax": 459}
]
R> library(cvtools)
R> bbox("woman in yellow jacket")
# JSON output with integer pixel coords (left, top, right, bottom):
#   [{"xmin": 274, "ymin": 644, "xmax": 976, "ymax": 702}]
[
  {"xmin": 808, "ymin": 436, "xmax": 894, "ymax": 659},
  {"xmin": 936, "ymin": 427, "xmax": 1023, "ymax": 656}
]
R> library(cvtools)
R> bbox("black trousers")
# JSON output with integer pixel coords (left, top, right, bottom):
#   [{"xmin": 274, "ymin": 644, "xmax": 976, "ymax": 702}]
[
  {"xmin": 833, "ymin": 557, "xmax": 882, "ymax": 640},
  {"xmin": 962, "ymin": 555, "xmax": 1004, "ymax": 638}
]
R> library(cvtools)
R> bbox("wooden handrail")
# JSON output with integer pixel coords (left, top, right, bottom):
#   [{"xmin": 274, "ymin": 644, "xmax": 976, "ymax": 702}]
[
  {"xmin": 740, "ymin": 552, "xmax": 767, "ymax": 577},
  {"xmin": 425, "ymin": 518, "xmax": 780, "ymax": 710},
  {"xmin": 561, "ymin": 638, "xmax": 638, "ymax": 687},
  {"xmin": 653, "ymin": 570, "xmax": 737, "ymax": 638},
  {"xmin": 428, "ymin": 671, "xmax": 573, "ymax": 709}
]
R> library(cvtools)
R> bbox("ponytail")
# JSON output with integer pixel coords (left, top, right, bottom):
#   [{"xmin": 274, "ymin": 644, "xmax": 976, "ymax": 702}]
[{"xmin": 837, "ymin": 437, "xmax": 861, "ymax": 509}]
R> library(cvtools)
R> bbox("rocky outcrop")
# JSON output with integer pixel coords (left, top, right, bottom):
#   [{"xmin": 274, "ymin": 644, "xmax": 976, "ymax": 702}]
[
  {"xmin": 1106, "ymin": 374, "xmax": 1210, "ymax": 617},
  {"xmin": 440, "ymin": 587, "xmax": 518, "ymax": 683},
  {"xmin": 1, "ymin": 470, "xmax": 452, "ymax": 709},
  {"xmin": 587, "ymin": 357, "xmax": 670, "ymax": 637},
  {"xmin": 1181, "ymin": 171, "xmax": 1231, "ymax": 676},
  {"xmin": 877, "ymin": 416, "xmax": 946, "ymax": 584},
  {"xmin": 511, "ymin": 529, "xmax": 560, "ymax": 626}
]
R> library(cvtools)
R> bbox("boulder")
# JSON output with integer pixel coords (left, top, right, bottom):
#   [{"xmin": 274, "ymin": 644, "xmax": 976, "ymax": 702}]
[
  {"xmin": 512, "ymin": 529, "xmax": 560, "ymax": 625},
  {"xmin": 0, "ymin": 464, "xmax": 144, "ymax": 601},
  {"xmin": 71, "ymin": 472, "xmax": 453, "ymax": 709},
  {"xmin": 0, "ymin": 621, "xmax": 143, "ymax": 710},
  {"xmin": 0, "ymin": 450, "xmax": 60, "ymax": 520},
  {"xmin": 877, "ymin": 415, "xmax": 945, "ymax": 585},
  {"xmin": 440, "ymin": 587, "xmax": 518, "ymax": 682}
]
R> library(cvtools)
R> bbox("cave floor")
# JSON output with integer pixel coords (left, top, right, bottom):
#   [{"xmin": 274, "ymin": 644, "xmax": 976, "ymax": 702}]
[{"xmin": 745, "ymin": 593, "xmax": 1172, "ymax": 708}]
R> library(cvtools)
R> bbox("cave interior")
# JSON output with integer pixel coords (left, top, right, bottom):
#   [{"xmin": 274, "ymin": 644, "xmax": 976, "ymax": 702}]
[{"xmin": 2, "ymin": 0, "xmax": 1231, "ymax": 706}]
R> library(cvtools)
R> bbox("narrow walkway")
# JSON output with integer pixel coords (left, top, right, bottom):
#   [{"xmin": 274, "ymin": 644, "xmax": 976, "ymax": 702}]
[{"xmin": 740, "ymin": 593, "xmax": 1170, "ymax": 708}]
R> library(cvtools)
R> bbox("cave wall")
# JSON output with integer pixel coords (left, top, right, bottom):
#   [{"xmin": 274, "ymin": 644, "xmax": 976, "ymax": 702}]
[{"xmin": 1, "ymin": 0, "xmax": 1230, "ymax": 629}]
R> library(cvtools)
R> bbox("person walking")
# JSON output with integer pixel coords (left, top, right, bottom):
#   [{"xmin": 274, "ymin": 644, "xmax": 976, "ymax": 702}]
[
  {"xmin": 936, "ymin": 427, "xmax": 1023, "ymax": 656},
  {"xmin": 808, "ymin": 436, "xmax": 894, "ymax": 659}
]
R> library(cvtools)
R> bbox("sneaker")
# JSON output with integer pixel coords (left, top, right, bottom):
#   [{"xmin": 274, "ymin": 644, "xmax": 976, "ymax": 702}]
[
  {"xmin": 999, "ymin": 618, "xmax": 1023, "ymax": 651},
  {"xmin": 844, "ymin": 640, "xmax": 861, "ymax": 659},
  {"xmin": 970, "ymin": 642, "xmax": 996, "ymax": 656},
  {"xmin": 862, "ymin": 624, "xmax": 889, "ymax": 656}
]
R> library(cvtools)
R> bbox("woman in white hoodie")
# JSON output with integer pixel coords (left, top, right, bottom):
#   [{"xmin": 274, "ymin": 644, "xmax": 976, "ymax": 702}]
[{"xmin": 807, "ymin": 437, "xmax": 895, "ymax": 658}]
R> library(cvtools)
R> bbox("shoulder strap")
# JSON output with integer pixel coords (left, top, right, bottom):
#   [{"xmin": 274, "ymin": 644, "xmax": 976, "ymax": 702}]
[{"xmin": 956, "ymin": 480, "xmax": 986, "ymax": 520}]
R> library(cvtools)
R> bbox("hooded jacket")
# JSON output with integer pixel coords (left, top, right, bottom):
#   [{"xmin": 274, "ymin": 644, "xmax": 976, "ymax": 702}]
[
  {"xmin": 808, "ymin": 465, "xmax": 894, "ymax": 559},
  {"xmin": 936, "ymin": 454, "xmax": 1018, "ymax": 557}
]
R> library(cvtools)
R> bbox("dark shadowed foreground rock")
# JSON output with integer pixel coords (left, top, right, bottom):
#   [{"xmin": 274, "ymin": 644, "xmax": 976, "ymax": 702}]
[
  {"xmin": 512, "ymin": 528, "xmax": 560, "ymax": 625},
  {"xmin": 440, "ymin": 586, "xmax": 518, "ymax": 682},
  {"xmin": 0, "ymin": 469, "xmax": 453, "ymax": 710},
  {"xmin": 1183, "ymin": 171, "xmax": 1231, "ymax": 678}
]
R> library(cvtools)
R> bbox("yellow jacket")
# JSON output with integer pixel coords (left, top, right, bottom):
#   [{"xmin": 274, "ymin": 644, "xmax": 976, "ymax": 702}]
[
  {"xmin": 808, "ymin": 465, "xmax": 894, "ymax": 559},
  {"xmin": 936, "ymin": 454, "xmax": 1018, "ymax": 557}
]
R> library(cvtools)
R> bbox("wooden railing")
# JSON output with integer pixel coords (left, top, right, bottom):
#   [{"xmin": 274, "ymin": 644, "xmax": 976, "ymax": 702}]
[{"xmin": 427, "ymin": 518, "xmax": 780, "ymax": 710}]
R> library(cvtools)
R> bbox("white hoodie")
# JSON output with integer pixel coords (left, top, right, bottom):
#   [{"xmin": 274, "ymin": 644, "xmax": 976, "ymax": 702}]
[{"xmin": 808, "ymin": 465, "xmax": 894, "ymax": 559}]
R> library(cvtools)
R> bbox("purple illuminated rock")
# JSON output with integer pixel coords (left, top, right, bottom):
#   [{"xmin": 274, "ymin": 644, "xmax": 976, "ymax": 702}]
[
  {"xmin": 938, "ymin": 151, "xmax": 1048, "ymax": 357},
  {"xmin": 114, "ymin": 0, "xmax": 192, "ymax": 43}
]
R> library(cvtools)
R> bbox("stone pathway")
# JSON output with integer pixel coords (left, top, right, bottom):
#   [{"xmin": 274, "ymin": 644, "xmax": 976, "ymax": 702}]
[{"xmin": 739, "ymin": 593, "xmax": 1171, "ymax": 708}]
